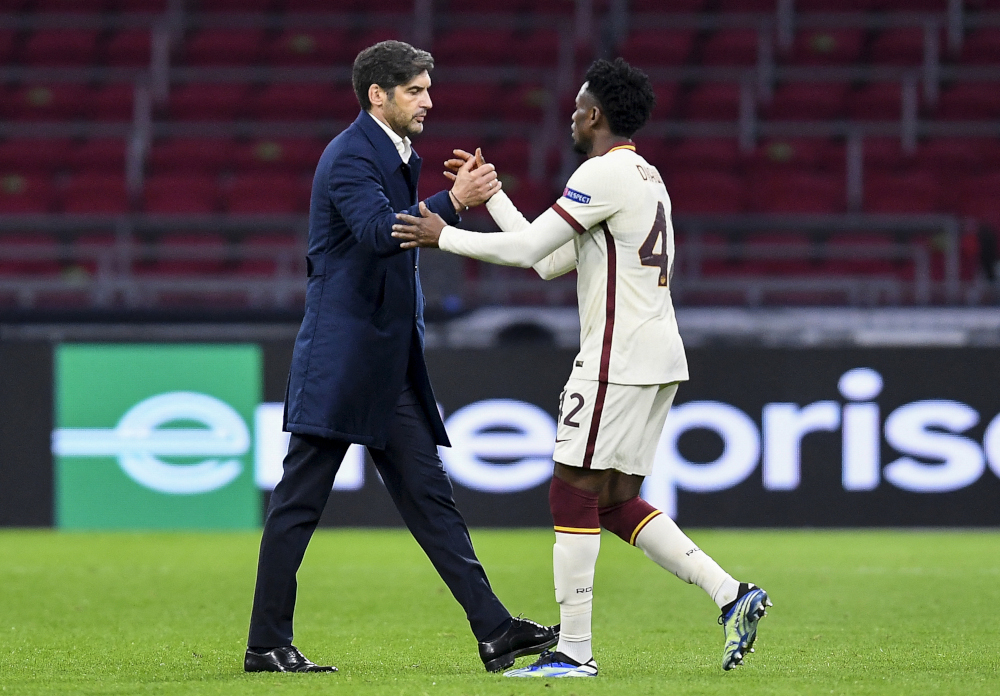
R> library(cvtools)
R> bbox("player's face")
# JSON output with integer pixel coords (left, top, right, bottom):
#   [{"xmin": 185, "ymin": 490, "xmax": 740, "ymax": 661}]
[
  {"xmin": 571, "ymin": 83, "xmax": 598, "ymax": 155},
  {"xmin": 384, "ymin": 71, "xmax": 432, "ymax": 137}
]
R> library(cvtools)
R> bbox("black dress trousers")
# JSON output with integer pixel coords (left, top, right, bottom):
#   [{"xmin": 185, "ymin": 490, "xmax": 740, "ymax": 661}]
[{"xmin": 247, "ymin": 378, "xmax": 511, "ymax": 648}]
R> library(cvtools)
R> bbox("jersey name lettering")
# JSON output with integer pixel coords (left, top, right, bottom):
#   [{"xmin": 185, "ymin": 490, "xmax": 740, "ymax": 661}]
[{"xmin": 635, "ymin": 164, "xmax": 663, "ymax": 184}]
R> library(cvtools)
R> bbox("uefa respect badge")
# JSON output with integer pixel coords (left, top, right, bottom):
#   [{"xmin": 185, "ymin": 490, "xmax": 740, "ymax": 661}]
[{"xmin": 53, "ymin": 344, "xmax": 262, "ymax": 529}]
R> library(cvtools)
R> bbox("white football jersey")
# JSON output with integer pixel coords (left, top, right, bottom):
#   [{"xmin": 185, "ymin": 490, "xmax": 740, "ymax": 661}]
[{"xmin": 551, "ymin": 144, "xmax": 688, "ymax": 386}]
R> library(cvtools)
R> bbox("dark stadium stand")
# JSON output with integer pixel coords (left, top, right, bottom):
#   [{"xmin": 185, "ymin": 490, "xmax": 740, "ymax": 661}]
[{"xmin": 0, "ymin": 0, "xmax": 998, "ymax": 311}]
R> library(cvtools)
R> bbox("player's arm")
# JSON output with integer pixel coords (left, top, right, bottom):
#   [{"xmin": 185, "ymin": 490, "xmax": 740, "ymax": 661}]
[
  {"xmin": 392, "ymin": 202, "xmax": 577, "ymax": 268},
  {"xmin": 485, "ymin": 190, "xmax": 577, "ymax": 279}
]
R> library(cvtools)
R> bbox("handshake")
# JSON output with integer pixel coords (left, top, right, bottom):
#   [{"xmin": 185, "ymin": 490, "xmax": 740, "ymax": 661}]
[
  {"xmin": 445, "ymin": 148, "xmax": 501, "ymax": 212},
  {"xmin": 392, "ymin": 147, "xmax": 500, "ymax": 250}
]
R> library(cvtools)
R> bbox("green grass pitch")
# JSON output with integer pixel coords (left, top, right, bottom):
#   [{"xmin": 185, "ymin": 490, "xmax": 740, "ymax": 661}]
[{"xmin": 1, "ymin": 529, "xmax": 997, "ymax": 695}]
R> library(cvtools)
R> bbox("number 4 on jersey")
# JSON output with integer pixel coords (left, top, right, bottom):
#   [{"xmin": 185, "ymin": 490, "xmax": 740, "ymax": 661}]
[{"xmin": 638, "ymin": 201, "xmax": 670, "ymax": 287}]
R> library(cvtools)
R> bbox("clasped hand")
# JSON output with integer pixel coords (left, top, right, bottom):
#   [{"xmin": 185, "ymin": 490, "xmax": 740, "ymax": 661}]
[{"xmin": 393, "ymin": 148, "xmax": 500, "ymax": 249}]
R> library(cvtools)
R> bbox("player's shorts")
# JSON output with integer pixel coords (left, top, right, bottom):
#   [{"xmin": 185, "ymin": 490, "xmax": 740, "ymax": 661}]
[{"xmin": 552, "ymin": 378, "xmax": 679, "ymax": 476}]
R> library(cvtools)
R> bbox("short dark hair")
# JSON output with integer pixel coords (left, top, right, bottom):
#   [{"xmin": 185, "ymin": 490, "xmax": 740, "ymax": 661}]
[
  {"xmin": 352, "ymin": 40, "xmax": 434, "ymax": 111},
  {"xmin": 583, "ymin": 58, "xmax": 655, "ymax": 138}
]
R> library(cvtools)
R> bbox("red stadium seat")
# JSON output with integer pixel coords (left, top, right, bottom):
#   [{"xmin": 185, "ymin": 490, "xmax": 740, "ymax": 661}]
[
  {"xmin": 530, "ymin": 0, "xmax": 583, "ymax": 14},
  {"xmin": 684, "ymin": 83, "xmax": 742, "ymax": 120},
  {"xmin": 936, "ymin": 83, "xmax": 1000, "ymax": 121},
  {"xmin": 484, "ymin": 137, "xmax": 532, "ymax": 178},
  {"xmin": 247, "ymin": 83, "xmax": 343, "ymax": 121},
  {"xmin": 106, "ymin": 29, "xmax": 151, "ymax": 67},
  {"xmin": 90, "ymin": 84, "xmax": 136, "ymax": 121},
  {"xmin": 21, "ymin": 29, "xmax": 100, "ymax": 66},
  {"xmin": 864, "ymin": 172, "xmax": 941, "ymax": 214},
  {"xmin": 233, "ymin": 139, "xmax": 326, "ymax": 174},
  {"xmin": 764, "ymin": 83, "xmax": 848, "ymax": 120},
  {"xmin": 147, "ymin": 138, "xmax": 236, "ymax": 174},
  {"xmin": 958, "ymin": 28, "xmax": 1000, "ymax": 65},
  {"xmin": 32, "ymin": 0, "xmax": 109, "ymax": 9},
  {"xmin": 702, "ymin": 29, "xmax": 759, "ymax": 66},
  {"xmin": 752, "ymin": 138, "xmax": 843, "ymax": 172},
  {"xmin": 198, "ymin": 0, "xmax": 277, "ymax": 12},
  {"xmin": 790, "ymin": 29, "xmax": 864, "ymax": 65},
  {"xmin": 660, "ymin": 138, "xmax": 743, "ymax": 172},
  {"xmin": 430, "ymin": 82, "xmax": 498, "ymax": 122},
  {"xmin": 750, "ymin": 171, "xmax": 844, "ymax": 214},
  {"xmin": 283, "ymin": 0, "xmax": 353, "ymax": 10},
  {"xmin": 0, "ymin": 233, "xmax": 62, "ymax": 277},
  {"xmin": 956, "ymin": 173, "xmax": 1000, "ymax": 228},
  {"xmin": 115, "ymin": 0, "xmax": 169, "ymax": 11},
  {"xmin": 3, "ymin": 84, "xmax": 88, "ymax": 121},
  {"xmin": 0, "ymin": 174, "xmax": 54, "ymax": 213},
  {"xmin": 716, "ymin": 0, "xmax": 776, "ymax": 9},
  {"xmin": 432, "ymin": 29, "xmax": 514, "ymax": 67},
  {"xmin": 349, "ymin": 29, "xmax": 403, "ymax": 55},
  {"xmin": 225, "ymin": 175, "xmax": 310, "ymax": 214},
  {"xmin": 666, "ymin": 170, "xmax": 747, "ymax": 214},
  {"xmin": 515, "ymin": 29, "xmax": 561, "ymax": 67},
  {"xmin": 497, "ymin": 84, "xmax": 551, "ymax": 123},
  {"xmin": 823, "ymin": 233, "xmax": 900, "ymax": 276},
  {"xmin": 182, "ymin": 29, "xmax": 265, "ymax": 66},
  {"xmin": 144, "ymin": 174, "xmax": 219, "ymax": 214},
  {"xmin": 168, "ymin": 84, "xmax": 251, "ymax": 121},
  {"xmin": 632, "ymin": 0, "xmax": 705, "ymax": 9},
  {"xmin": 650, "ymin": 82, "xmax": 680, "ymax": 120},
  {"xmin": 149, "ymin": 232, "xmax": 229, "ymax": 276},
  {"xmin": 68, "ymin": 139, "xmax": 127, "ymax": 172},
  {"xmin": 870, "ymin": 28, "xmax": 933, "ymax": 66},
  {"xmin": 873, "ymin": 0, "xmax": 946, "ymax": 9},
  {"xmin": 61, "ymin": 174, "xmax": 128, "ymax": 214},
  {"xmin": 864, "ymin": 137, "xmax": 916, "ymax": 173},
  {"xmin": 264, "ymin": 29, "xmax": 356, "ymax": 67},
  {"xmin": 618, "ymin": 30, "xmax": 696, "ymax": 67},
  {"xmin": 744, "ymin": 232, "xmax": 816, "ymax": 276},
  {"xmin": 0, "ymin": 30, "xmax": 15, "ymax": 63},
  {"xmin": 238, "ymin": 232, "xmax": 300, "ymax": 276},
  {"xmin": 794, "ymin": 0, "xmax": 874, "ymax": 9},
  {"xmin": 916, "ymin": 138, "xmax": 1000, "ymax": 175},
  {"xmin": 0, "ymin": 139, "xmax": 73, "ymax": 173},
  {"xmin": 847, "ymin": 82, "xmax": 902, "ymax": 121},
  {"xmin": 505, "ymin": 182, "xmax": 559, "ymax": 219}
]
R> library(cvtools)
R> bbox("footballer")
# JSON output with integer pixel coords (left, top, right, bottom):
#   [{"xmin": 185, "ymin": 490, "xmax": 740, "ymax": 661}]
[{"xmin": 392, "ymin": 57, "xmax": 771, "ymax": 677}]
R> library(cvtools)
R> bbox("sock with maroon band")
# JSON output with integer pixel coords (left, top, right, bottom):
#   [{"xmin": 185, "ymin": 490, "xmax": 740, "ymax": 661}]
[
  {"xmin": 600, "ymin": 496, "xmax": 739, "ymax": 609},
  {"xmin": 549, "ymin": 476, "xmax": 601, "ymax": 664}
]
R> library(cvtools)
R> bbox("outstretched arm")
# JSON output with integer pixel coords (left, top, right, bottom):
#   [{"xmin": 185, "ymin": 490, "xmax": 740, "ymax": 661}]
[{"xmin": 392, "ymin": 203, "xmax": 577, "ymax": 268}]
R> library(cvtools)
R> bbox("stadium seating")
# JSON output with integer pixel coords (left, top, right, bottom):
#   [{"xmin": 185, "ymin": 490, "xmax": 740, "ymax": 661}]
[{"xmin": 1, "ymin": 0, "xmax": 997, "ymax": 309}]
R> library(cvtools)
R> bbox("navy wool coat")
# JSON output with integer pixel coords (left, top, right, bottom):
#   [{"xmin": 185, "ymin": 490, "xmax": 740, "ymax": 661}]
[{"xmin": 283, "ymin": 111, "xmax": 457, "ymax": 448}]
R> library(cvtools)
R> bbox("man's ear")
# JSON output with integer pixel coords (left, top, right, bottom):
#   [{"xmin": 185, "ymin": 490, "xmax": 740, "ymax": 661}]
[
  {"xmin": 368, "ymin": 84, "xmax": 383, "ymax": 108},
  {"xmin": 589, "ymin": 106, "xmax": 602, "ymax": 128}
]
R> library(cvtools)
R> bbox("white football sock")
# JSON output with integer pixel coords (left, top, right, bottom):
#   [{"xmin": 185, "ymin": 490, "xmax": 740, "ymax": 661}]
[
  {"xmin": 633, "ymin": 513, "xmax": 740, "ymax": 609},
  {"xmin": 552, "ymin": 531, "xmax": 600, "ymax": 664}
]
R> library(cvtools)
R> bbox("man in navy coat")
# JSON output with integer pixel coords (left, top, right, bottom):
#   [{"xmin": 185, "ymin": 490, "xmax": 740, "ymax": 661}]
[{"xmin": 245, "ymin": 40, "xmax": 558, "ymax": 674}]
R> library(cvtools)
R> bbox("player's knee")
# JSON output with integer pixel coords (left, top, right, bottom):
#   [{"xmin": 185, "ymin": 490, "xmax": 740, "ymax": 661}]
[{"xmin": 598, "ymin": 496, "xmax": 661, "ymax": 545}]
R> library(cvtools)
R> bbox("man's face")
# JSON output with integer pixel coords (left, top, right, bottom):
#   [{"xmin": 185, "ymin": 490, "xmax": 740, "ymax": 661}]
[
  {"xmin": 571, "ymin": 82, "xmax": 598, "ymax": 155},
  {"xmin": 382, "ymin": 71, "xmax": 432, "ymax": 138}
]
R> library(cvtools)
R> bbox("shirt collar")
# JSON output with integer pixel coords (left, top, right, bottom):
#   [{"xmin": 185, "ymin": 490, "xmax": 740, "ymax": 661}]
[{"xmin": 368, "ymin": 112, "xmax": 412, "ymax": 164}]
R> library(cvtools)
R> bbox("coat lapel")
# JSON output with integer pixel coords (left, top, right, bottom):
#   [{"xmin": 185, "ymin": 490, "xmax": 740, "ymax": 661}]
[{"xmin": 354, "ymin": 111, "xmax": 416, "ymax": 205}]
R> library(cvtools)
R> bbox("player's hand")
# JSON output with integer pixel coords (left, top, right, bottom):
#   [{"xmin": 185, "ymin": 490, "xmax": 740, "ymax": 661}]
[
  {"xmin": 449, "ymin": 148, "xmax": 500, "ymax": 208},
  {"xmin": 393, "ymin": 201, "xmax": 446, "ymax": 249},
  {"xmin": 444, "ymin": 148, "xmax": 486, "ymax": 181}
]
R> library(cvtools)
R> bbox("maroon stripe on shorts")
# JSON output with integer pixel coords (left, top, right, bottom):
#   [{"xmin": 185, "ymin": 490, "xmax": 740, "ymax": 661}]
[{"xmin": 581, "ymin": 223, "xmax": 617, "ymax": 469}]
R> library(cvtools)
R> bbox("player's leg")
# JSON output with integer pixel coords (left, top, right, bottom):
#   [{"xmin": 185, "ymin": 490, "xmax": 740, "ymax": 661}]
[
  {"xmin": 506, "ymin": 462, "xmax": 604, "ymax": 678},
  {"xmin": 596, "ymin": 383, "xmax": 771, "ymax": 670},
  {"xmin": 248, "ymin": 433, "xmax": 346, "ymax": 653}
]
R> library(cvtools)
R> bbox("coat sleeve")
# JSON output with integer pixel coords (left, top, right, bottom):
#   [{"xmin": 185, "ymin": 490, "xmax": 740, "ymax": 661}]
[{"xmin": 329, "ymin": 149, "xmax": 459, "ymax": 258}]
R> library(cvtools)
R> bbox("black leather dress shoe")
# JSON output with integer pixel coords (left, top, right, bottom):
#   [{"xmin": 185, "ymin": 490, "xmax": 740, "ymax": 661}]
[
  {"xmin": 244, "ymin": 645, "xmax": 338, "ymax": 673},
  {"xmin": 478, "ymin": 618, "xmax": 559, "ymax": 672}
]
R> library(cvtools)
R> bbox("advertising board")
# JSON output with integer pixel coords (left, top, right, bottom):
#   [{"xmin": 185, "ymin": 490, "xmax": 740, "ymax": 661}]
[{"xmin": 52, "ymin": 344, "xmax": 262, "ymax": 530}]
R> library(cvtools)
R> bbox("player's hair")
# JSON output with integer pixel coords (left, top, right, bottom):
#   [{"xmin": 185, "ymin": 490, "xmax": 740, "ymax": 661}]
[
  {"xmin": 583, "ymin": 58, "xmax": 655, "ymax": 138},
  {"xmin": 352, "ymin": 40, "xmax": 434, "ymax": 111}
]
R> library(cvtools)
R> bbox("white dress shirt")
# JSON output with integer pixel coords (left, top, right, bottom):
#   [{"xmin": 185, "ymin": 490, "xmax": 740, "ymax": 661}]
[{"xmin": 368, "ymin": 111, "xmax": 412, "ymax": 163}]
